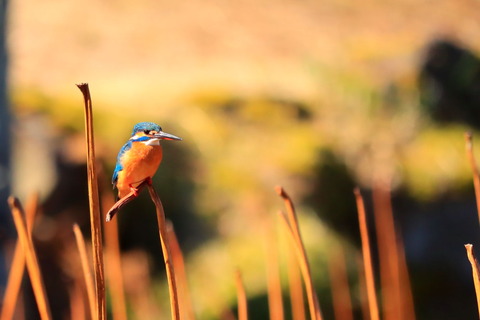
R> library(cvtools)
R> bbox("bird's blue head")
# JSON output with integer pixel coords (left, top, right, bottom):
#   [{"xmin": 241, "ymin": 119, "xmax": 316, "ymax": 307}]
[{"xmin": 130, "ymin": 122, "xmax": 182, "ymax": 144}]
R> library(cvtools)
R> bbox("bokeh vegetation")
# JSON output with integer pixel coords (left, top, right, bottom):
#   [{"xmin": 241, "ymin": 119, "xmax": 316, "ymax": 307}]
[{"xmin": 4, "ymin": 0, "xmax": 480, "ymax": 319}]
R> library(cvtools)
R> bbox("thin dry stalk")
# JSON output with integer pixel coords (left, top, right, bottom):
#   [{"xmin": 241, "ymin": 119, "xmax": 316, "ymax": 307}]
[
  {"xmin": 465, "ymin": 132, "xmax": 480, "ymax": 224},
  {"xmin": 356, "ymin": 254, "xmax": 371, "ymax": 320},
  {"xmin": 73, "ymin": 224, "xmax": 96, "ymax": 320},
  {"xmin": 265, "ymin": 227, "xmax": 284, "ymax": 320},
  {"xmin": 395, "ymin": 227, "xmax": 416, "ymax": 320},
  {"xmin": 102, "ymin": 191, "xmax": 128, "ymax": 320},
  {"xmin": 372, "ymin": 184, "xmax": 398, "ymax": 320},
  {"xmin": 8, "ymin": 197, "xmax": 52, "ymax": 320},
  {"xmin": 328, "ymin": 246, "xmax": 354, "ymax": 320},
  {"xmin": 465, "ymin": 244, "xmax": 480, "ymax": 318},
  {"xmin": 372, "ymin": 182, "xmax": 415, "ymax": 320},
  {"xmin": 69, "ymin": 278, "xmax": 87, "ymax": 320},
  {"xmin": 278, "ymin": 211, "xmax": 322, "ymax": 320},
  {"xmin": 1, "ymin": 193, "xmax": 38, "ymax": 320},
  {"xmin": 146, "ymin": 184, "xmax": 180, "ymax": 320},
  {"xmin": 286, "ymin": 238, "xmax": 306, "ymax": 320},
  {"xmin": 77, "ymin": 83, "xmax": 106, "ymax": 320},
  {"xmin": 166, "ymin": 222, "xmax": 196, "ymax": 320},
  {"xmin": 354, "ymin": 188, "xmax": 380, "ymax": 320},
  {"xmin": 275, "ymin": 186, "xmax": 322, "ymax": 320},
  {"xmin": 235, "ymin": 270, "xmax": 248, "ymax": 320}
]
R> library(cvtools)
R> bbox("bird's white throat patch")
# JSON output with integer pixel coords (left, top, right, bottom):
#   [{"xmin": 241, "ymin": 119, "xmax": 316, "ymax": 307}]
[{"xmin": 141, "ymin": 138, "xmax": 160, "ymax": 146}]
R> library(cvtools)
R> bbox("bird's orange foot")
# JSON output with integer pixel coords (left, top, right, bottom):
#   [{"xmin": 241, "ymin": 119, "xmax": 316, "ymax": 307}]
[{"xmin": 129, "ymin": 185, "xmax": 140, "ymax": 197}]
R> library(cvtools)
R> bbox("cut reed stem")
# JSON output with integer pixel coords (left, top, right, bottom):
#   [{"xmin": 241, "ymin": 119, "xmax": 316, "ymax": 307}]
[
  {"xmin": 328, "ymin": 245, "xmax": 354, "ymax": 320},
  {"xmin": 77, "ymin": 82, "xmax": 106, "ymax": 320},
  {"xmin": 465, "ymin": 244, "xmax": 480, "ymax": 318},
  {"xmin": 69, "ymin": 278, "xmax": 87, "ymax": 320},
  {"xmin": 101, "ymin": 187, "xmax": 128, "ymax": 320},
  {"xmin": 354, "ymin": 188, "xmax": 380, "ymax": 320},
  {"xmin": 285, "ymin": 235, "xmax": 306, "ymax": 320},
  {"xmin": 265, "ymin": 226, "xmax": 284, "ymax": 320},
  {"xmin": 235, "ymin": 270, "xmax": 248, "ymax": 320},
  {"xmin": 275, "ymin": 186, "xmax": 322, "ymax": 320},
  {"xmin": 278, "ymin": 211, "xmax": 322, "ymax": 320},
  {"xmin": 73, "ymin": 224, "xmax": 96, "ymax": 320},
  {"xmin": 465, "ymin": 132, "xmax": 480, "ymax": 225},
  {"xmin": 166, "ymin": 222, "xmax": 196, "ymax": 320},
  {"xmin": 356, "ymin": 254, "xmax": 371, "ymax": 320},
  {"xmin": 1, "ymin": 193, "xmax": 39, "ymax": 320},
  {"xmin": 146, "ymin": 184, "xmax": 180, "ymax": 320},
  {"xmin": 8, "ymin": 196, "xmax": 52, "ymax": 320}
]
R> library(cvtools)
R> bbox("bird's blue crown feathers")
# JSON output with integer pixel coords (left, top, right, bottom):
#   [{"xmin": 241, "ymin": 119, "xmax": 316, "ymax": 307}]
[{"xmin": 131, "ymin": 122, "xmax": 162, "ymax": 136}]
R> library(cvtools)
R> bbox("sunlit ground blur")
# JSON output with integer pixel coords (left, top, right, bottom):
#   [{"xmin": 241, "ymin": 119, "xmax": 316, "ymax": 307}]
[{"xmin": 3, "ymin": 0, "xmax": 480, "ymax": 319}]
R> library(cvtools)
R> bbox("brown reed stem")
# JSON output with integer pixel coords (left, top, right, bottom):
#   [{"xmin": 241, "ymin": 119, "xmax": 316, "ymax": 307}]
[
  {"xmin": 275, "ymin": 186, "xmax": 322, "ymax": 320},
  {"xmin": 235, "ymin": 270, "xmax": 248, "ymax": 320},
  {"xmin": 265, "ymin": 227, "xmax": 284, "ymax": 320},
  {"xmin": 166, "ymin": 222, "xmax": 196, "ymax": 320},
  {"xmin": 146, "ymin": 184, "xmax": 180, "ymax": 320},
  {"xmin": 465, "ymin": 132, "xmax": 480, "ymax": 225},
  {"xmin": 73, "ymin": 224, "xmax": 96, "ymax": 320},
  {"xmin": 77, "ymin": 82, "xmax": 106, "ymax": 320},
  {"xmin": 101, "ymin": 189, "xmax": 128, "ymax": 320},
  {"xmin": 356, "ymin": 254, "xmax": 371, "ymax": 320},
  {"xmin": 8, "ymin": 197, "xmax": 52, "ymax": 320},
  {"xmin": 465, "ymin": 244, "xmax": 480, "ymax": 318},
  {"xmin": 395, "ymin": 226, "xmax": 416, "ymax": 320},
  {"xmin": 69, "ymin": 278, "xmax": 87, "ymax": 320},
  {"xmin": 278, "ymin": 211, "xmax": 322, "ymax": 320},
  {"xmin": 1, "ymin": 193, "xmax": 38, "ymax": 320},
  {"xmin": 286, "ymin": 236, "xmax": 305, "ymax": 320},
  {"xmin": 354, "ymin": 188, "xmax": 380, "ymax": 320},
  {"xmin": 328, "ymin": 245, "xmax": 354, "ymax": 320}
]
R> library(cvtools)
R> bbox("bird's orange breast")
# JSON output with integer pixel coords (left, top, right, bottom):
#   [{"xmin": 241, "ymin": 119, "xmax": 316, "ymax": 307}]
[{"xmin": 116, "ymin": 143, "xmax": 163, "ymax": 198}]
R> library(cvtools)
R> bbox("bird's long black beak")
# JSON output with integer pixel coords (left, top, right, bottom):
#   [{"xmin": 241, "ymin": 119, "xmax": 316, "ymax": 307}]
[{"xmin": 154, "ymin": 131, "xmax": 182, "ymax": 141}]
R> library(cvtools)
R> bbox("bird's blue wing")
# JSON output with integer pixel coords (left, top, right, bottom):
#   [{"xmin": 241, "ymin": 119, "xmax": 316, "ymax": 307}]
[{"xmin": 112, "ymin": 140, "xmax": 133, "ymax": 186}]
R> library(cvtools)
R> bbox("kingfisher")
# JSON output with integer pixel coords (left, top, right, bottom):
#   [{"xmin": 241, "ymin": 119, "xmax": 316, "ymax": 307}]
[{"xmin": 112, "ymin": 121, "xmax": 182, "ymax": 202}]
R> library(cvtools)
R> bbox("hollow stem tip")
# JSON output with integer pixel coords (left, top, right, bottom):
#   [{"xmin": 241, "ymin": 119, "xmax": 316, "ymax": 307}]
[
  {"xmin": 466, "ymin": 131, "xmax": 474, "ymax": 149},
  {"xmin": 274, "ymin": 185, "xmax": 287, "ymax": 198}
]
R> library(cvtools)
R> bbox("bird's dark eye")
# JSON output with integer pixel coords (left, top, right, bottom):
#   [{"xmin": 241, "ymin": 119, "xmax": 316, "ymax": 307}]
[{"xmin": 144, "ymin": 130, "xmax": 150, "ymax": 135}]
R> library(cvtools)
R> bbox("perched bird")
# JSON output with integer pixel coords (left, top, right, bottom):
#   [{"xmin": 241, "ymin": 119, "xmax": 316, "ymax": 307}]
[{"xmin": 112, "ymin": 121, "xmax": 182, "ymax": 201}]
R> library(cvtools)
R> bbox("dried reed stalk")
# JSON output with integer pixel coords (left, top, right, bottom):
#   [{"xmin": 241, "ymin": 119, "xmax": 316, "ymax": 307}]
[
  {"xmin": 146, "ymin": 184, "xmax": 180, "ymax": 320},
  {"xmin": 102, "ymin": 191, "xmax": 128, "ymax": 320},
  {"xmin": 354, "ymin": 188, "xmax": 380, "ymax": 320},
  {"xmin": 275, "ymin": 186, "xmax": 322, "ymax": 320},
  {"xmin": 265, "ymin": 227, "xmax": 284, "ymax": 320},
  {"xmin": 465, "ymin": 244, "xmax": 480, "ymax": 318},
  {"xmin": 356, "ymin": 254, "xmax": 372, "ymax": 320},
  {"xmin": 77, "ymin": 83, "xmax": 106, "ymax": 320},
  {"xmin": 235, "ymin": 270, "xmax": 248, "ymax": 320},
  {"xmin": 328, "ymin": 246, "xmax": 353, "ymax": 320},
  {"xmin": 8, "ymin": 197, "xmax": 52, "ymax": 320},
  {"xmin": 395, "ymin": 227, "xmax": 416, "ymax": 320},
  {"xmin": 278, "ymin": 211, "xmax": 320, "ymax": 320},
  {"xmin": 70, "ymin": 274, "xmax": 87, "ymax": 320},
  {"xmin": 73, "ymin": 224, "xmax": 96, "ymax": 320},
  {"xmin": 372, "ymin": 182, "xmax": 415, "ymax": 320},
  {"xmin": 465, "ymin": 132, "xmax": 480, "ymax": 224},
  {"xmin": 166, "ymin": 222, "xmax": 196, "ymax": 320},
  {"xmin": 286, "ymin": 238, "xmax": 306, "ymax": 320},
  {"xmin": 1, "ymin": 193, "xmax": 38, "ymax": 320}
]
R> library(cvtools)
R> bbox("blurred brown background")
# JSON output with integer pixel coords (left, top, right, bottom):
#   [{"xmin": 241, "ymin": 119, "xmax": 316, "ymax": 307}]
[{"xmin": 2, "ymin": 0, "xmax": 480, "ymax": 319}]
